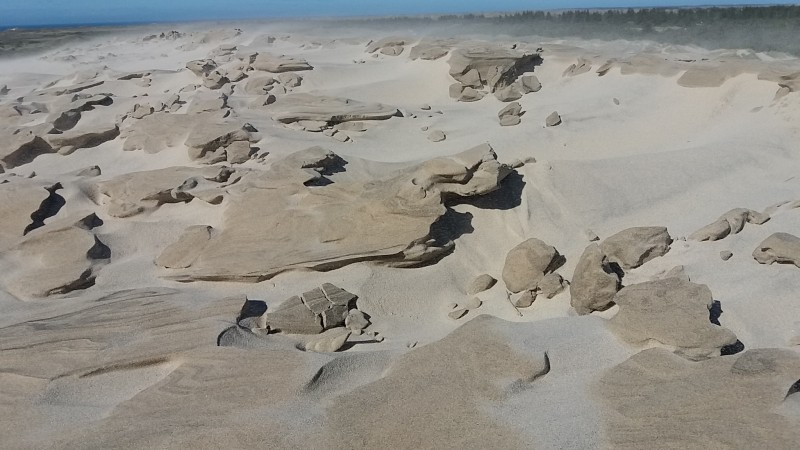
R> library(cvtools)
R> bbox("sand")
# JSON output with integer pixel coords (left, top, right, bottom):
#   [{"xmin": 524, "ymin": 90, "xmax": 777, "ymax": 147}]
[{"xmin": 0, "ymin": 20, "xmax": 799, "ymax": 449}]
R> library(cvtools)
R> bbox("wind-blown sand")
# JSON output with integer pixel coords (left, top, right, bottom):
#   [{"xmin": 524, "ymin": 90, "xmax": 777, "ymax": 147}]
[{"xmin": 1, "ymin": 20, "xmax": 799, "ymax": 449}]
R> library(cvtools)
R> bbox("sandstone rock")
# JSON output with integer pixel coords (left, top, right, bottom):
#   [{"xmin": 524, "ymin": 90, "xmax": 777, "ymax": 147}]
[
  {"xmin": 270, "ymin": 93, "xmax": 398, "ymax": 124},
  {"xmin": 599, "ymin": 226, "xmax": 672, "ymax": 270},
  {"xmin": 512, "ymin": 290, "xmax": 536, "ymax": 308},
  {"xmin": 366, "ymin": 37, "xmax": 406, "ymax": 53},
  {"xmin": 155, "ymin": 225, "xmax": 213, "ymax": 269},
  {"xmin": 499, "ymin": 115, "xmax": 521, "ymax": 127},
  {"xmin": 0, "ymin": 131, "xmax": 54, "ymax": 170},
  {"xmin": 252, "ymin": 53, "xmax": 313, "ymax": 72},
  {"xmin": 689, "ymin": 208, "xmax": 770, "ymax": 241},
  {"xmin": 448, "ymin": 308, "xmax": 468, "ymax": 320},
  {"xmin": 610, "ymin": 278, "xmax": 739, "ymax": 358},
  {"xmin": 661, "ymin": 265, "xmax": 690, "ymax": 281},
  {"xmin": 448, "ymin": 46, "xmax": 540, "ymax": 92},
  {"xmin": 427, "ymin": 130, "xmax": 446, "ymax": 142},
  {"xmin": 184, "ymin": 122, "xmax": 258, "ymax": 162},
  {"xmin": 720, "ymin": 250, "xmax": 733, "ymax": 261},
  {"xmin": 409, "ymin": 39, "xmax": 454, "ymax": 60},
  {"xmin": 458, "ymin": 87, "xmax": 485, "ymax": 102},
  {"xmin": 464, "ymin": 297, "xmax": 482, "ymax": 309},
  {"xmin": 131, "ymin": 103, "xmax": 154, "ymax": 119},
  {"xmin": 753, "ymin": 232, "xmax": 800, "ymax": 268},
  {"xmin": 345, "ymin": 310, "xmax": 370, "ymax": 331},
  {"xmin": 498, "ymin": 102, "xmax": 522, "ymax": 120},
  {"xmin": 0, "ymin": 180, "xmax": 62, "ymax": 249},
  {"xmin": 45, "ymin": 123, "xmax": 120, "ymax": 155},
  {"xmin": 502, "ymin": 238, "xmax": 562, "ymax": 293},
  {"xmin": 448, "ymin": 83, "xmax": 464, "ymax": 99},
  {"xmin": 494, "ymin": 84, "xmax": 523, "ymax": 102},
  {"xmin": 570, "ymin": 243, "xmax": 621, "ymax": 315},
  {"xmin": 266, "ymin": 295, "xmax": 323, "ymax": 334},
  {"xmin": 467, "ymin": 274, "xmax": 496, "ymax": 295},
  {"xmin": 303, "ymin": 327, "xmax": 351, "ymax": 352},
  {"xmin": 545, "ymin": 111, "xmax": 561, "ymax": 127},
  {"xmin": 598, "ymin": 347, "xmax": 800, "ymax": 448},
  {"xmin": 0, "ymin": 213, "xmax": 110, "ymax": 298},
  {"xmin": 187, "ymin": 91, "xmax": 228, "ymax": 115},
  {"xmin": 563, "ymin": 58, "xmax": 592, "ymax": 77},
  {"xmin": 420, "ymin": 104, "xmax": 431, "ymax": 111},
  {"xmin": 167, "ymin": 145, "xmax": 512, "ymax": 281},
  {"xmin": 276, "ymin": 72, "xmax": 302, "ymax": 88},
  {"xmin": 224, "ymin": 141, "xmax": 253, "ymax": 164},
  {"xmin": 536, "ymin": 272, "xmax": 566, "ymax": 299},
  {"xmin": 242, "ymin": 75, "xmax": 276, "ymax": 95},
  {"xmin": 519, "ymin": 75, "xmax": 542, "ymax": 93}
]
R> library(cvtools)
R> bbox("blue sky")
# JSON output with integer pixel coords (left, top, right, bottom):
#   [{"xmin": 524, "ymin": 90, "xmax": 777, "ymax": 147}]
[{"xmin": 0, "ymin": 1, "xmax": 792, "ymax": 28}]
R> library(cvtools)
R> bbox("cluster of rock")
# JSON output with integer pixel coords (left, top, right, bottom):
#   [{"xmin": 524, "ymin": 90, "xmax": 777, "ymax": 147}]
[
  {"xmin": 159, "ymin": 144, "xmax": 513, "ymax": 282},
  {"xmin": 571, "ymin": 227, "xmax": 672, "ymax": 314},
  {"xmin": 0, "ymin": 178, "xmax": 110, "ymax": 299},
  {"xmin": 228, "ymin": 284, "xmax": 371, "ymax": 352},
  {"xmin": 366, "ymin": 37, "xmax": 406, "ymax": 56},
  {"xmin": 447, "ymin": 45, "xmax": 542, "ymax": 102},
  {"xmin": 501, "ymin": 238, "xmax": 568, "ymax": 308},
  {"xmin": 753, "ymin": 232, "xmax": 800, "ymax": 268},
  {"xmin": 498, "ymin": 102, "xmax": 522, "ymax": 126},
  {"xmin": 689, "ymin": 207, "xmax": 770, "ymax": 241}
]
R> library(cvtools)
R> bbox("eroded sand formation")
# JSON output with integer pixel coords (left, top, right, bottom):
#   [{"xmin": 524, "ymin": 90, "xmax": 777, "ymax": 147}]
[{"xmin": 1, "ymin": 21, "xmax": 799, "ymax": 449}]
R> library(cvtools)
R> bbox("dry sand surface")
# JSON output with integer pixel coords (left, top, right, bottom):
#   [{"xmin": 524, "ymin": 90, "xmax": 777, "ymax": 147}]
[{"xmin": 1, "ymin": 21, "xmax": 800, "ymax": 449}]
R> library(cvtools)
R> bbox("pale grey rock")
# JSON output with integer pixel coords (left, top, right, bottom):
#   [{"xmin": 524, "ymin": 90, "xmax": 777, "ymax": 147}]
[
  {"xmin": 494, "ymin": 84, "xmax": 523, "ymax": 102},
  {"xmin": 459, "ymin": 69, "xmax": 483, "ymax": 88},
  {"xmin": 464, "ymin": 297, "xmax": 482, "ymax": 309},
  {"xmin": 596, "ymin": 60, "xmax": 615, "ymax": 76},
  {"xmin": 184, "ymin": 122, "xmax": 258, "ymax": 162},
  {"xmin": 420, "ymin": 104, "xmax": 431, "ymax": 110},
  {"xmin": 753, "ymin": 232, "xmax": 800, "ymax": 268},
  {"xmin": 599, "ymin": 226, "xmax": 672, "ymax": 270},
  {"xmin": 448, "ymin": 46, "xmax": 540, "ymax": 92},
  {"xmin": 270, "ymin": 93, "xmax": 398, "ymax": 124},
  {"xmin": 448, "ymin": 308, "xmax": 468, "ymax": 320},
  {"xmin": 690, "ymin": 208, "xmax": 770, "ymax": 241},
  {"xmin": 570, "ymin": 243, "xmax": 621, "ymax": 315},
  {"xmin": 662, "ymin": 265, "xmax": 690, "ymax": 281},
  {"xmin": 187, "ymin": 91, "xmax": 228, "ymax": 115},
  {"xmin": 0, "ymin": 84, "xmax": 9, "ymax": 95},
  {"xmin": 303, "ymin": 327, "xmax": 351, "ymax": 353},
  {"xmin": 131, "ymin": 103, "xmax": 154, "ymax": 120},
  {"xmin": 458, "ymin": 87, "xmax": 485, "ymax": 102},
  {"xmin": 331, "ymin": 132, "xmax": 350, "ymax": 142},
  {"xmin": 380, "ymin": 46, "xmax": 404, "ymax": 56},
  {"xmin": 563, "ymin": 58, "xmax": 592, "ymax": 77},
  {"xmin": 545, "ymin": 111, "xmax": 562, "ymax": 127},
  {"xmin": 720, "ymin": 250, "xmax": 733, "ymax": 261},
  {"xmin": 224, "ymin": 141, "xmax": 253, "ymax": 164},
  {"xmin": 502, "ymin": 238, "xmax": 561, "ymax": 293},
  {"xmin": 449, "ymin": 83, "xmax": 464, "ymax": 99},
  {"xmin": 0, "ymin": 131, "xmax": 54, "ymax": 170},
  {"xmin": 427, "ymin": 130, "xmax": 446, "ymax": 142},
  {"xmin": 512, "ymin": 290, "xmax": 536, "ymax": 308},
  {"xmin": 267, "ymin": 295, "xmax": 323, "ymax": 334},
  {"xmin": 276, "ymin": 72, "xmax": 302, "ymax": 88},
  {"xmin": 467, "ymin": 274, "xmax": 497, "ymax": 295},
  {"xmin": 334, "ymin": 121, "xmax": 368, "ymax": 132},
  {"xmin": 498, "ymin": 102, "xmax": 522, "ymax": 120},
  {"xmin": 252, "ymin": 53, "xmax": 313, "ymax": 72},
  {"xmin": 155, "ymin": 225, "xmax": 212, "ymax": 269},
  {"xmin": 409, "ymin": 39, "xmax": 454, "ymax": 60},
  {"xmin": 585, "ymin": 229, "xmax": 600, "ymax": 242},
  {"xmin": 536, "ymin": 272, "xmax": 566, "ymax": 299},
  {"xmin": 242, "ymin": 75, "xmax": 276, "ymax": 95},
  {"xmin": 519, "ymin": 75, "xmax": 542, "ymax": 93},
  {"xmin": 345, "ymin": 310, "xmax": 370, "ymax": 331},
  {"xmin": 45, "ymin": 123, "xmax": 120, "ymax": 155},
  {"xmin": 499, "ymin": 115, "xmax": 521, "ymax": 127}
]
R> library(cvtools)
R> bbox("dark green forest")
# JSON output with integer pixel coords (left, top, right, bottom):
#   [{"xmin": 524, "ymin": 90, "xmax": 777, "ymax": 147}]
[{"xmin": 361, "ymin": 5, "xmax": 800, "ymax": 56}]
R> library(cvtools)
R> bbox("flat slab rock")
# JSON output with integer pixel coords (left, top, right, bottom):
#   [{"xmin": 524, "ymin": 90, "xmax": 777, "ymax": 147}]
[
  {"xmin": 753, "ymin": 232, "xmax": 800, "ymax": 268},
  {"xmin": 265, "ymin": 284, "xmax": 357, "ymax": 334},
  {"xmin": 598, "ymin": 347, "xmax": 800, "ymax": 448},
  {"xmin": 599, "ymin": 226, "xmax": 672, "ymax": 270},
  {"xmin": 609, "ymin": 277, "xmax": 739, "ymax": 359},
  {"xmin": 165, "ymin": 144, "xmax": 512, "ymax": 282},
  {"xmin": 448, "ymin": 46, "xmax": 540, "ymax": 92},
  {"xmin": 270, "ymin": 93, "xmax": 399, "ymax": 124}
]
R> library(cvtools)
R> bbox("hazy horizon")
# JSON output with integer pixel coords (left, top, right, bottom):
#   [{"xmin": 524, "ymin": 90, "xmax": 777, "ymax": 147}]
[{"xmin": 0, "ymin": 1, "xmax": 795, "ymax": 28}]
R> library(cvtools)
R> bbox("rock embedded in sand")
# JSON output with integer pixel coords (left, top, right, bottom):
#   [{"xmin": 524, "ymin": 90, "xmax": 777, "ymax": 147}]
[
  {"xmin": 270, "ymin": 93, "xmax": 398, "ymax": 124},
  {"xmin": 502, "ymin": 238, "xmax": 562, "ymax": 293},
  {"xmin": 519, "ymin": 75, "xmax": 542, "ymax": 93},
  {"xmin": 167, "ymin": 145, "xmax": 512, "ymax": 281},
  {"xmin": 752, "ymin": 232, "xmax": 800, "ymax": 268},
  {"xmin": 427, "ymin": 130, "xmax": 446, "ymax": 142},
  {"xmin": 252, "ymin": 53, "xmax": 313, "ymax": 73},
  {"xmin": 720, "ymin": 250, "xmax": 733, "ymax": 261},
  {"xmin": 45, "ymin": 123, "xmax": 120, "ymax": 155},
  {"xmin": 345, "ymin": 310, "xmax": 370, "ymax": 332},
  {"xmin": 610, "ymin": 278, "xmax": 739, "ymax": 358},
  {"xmin": 448, "ymin": 46, "xmax": 539, "ymax": 93},
  {"xmin": 494, "ymin": 84, "xmax": 523, "ymax": 102},
  {"xmin": 545, "ymin": 111, "xmax": 562, "ymax": 127},
  {"xmin": 598, "ymin": 347, "xmax": 800, "ymax": 448},
  {"xmin": 366, "ymin": 37, "xmax": 406, "ymax": 54},
  {"xmin": 184, "ymin": 121, "xmax": 259, "ymax": 162},
  {"xmin": 304, "ymin": 328, "xmax": 351, "ymax": 353},
  {"xmin": 1, "ymin": 131, "xmax": 55, "ymax": 170},
  {"xmin": 467, "ymin": 274, "xmax": 497, "ymax": 295},
  {"xmin": 536, "ymin": 272, "xmax": 566, "ymax": 299},
  {"xmin": 599, "ymin": 226, "xmax": 672, "ymax": 270},
  {"xmin": 689, "ymin": 208, "xmax": 770, "ymax": 241},
  {"xmin": 563, "ymin": 58, "xmax": 592, "ymax": 77},
  {"xmin": 498, "ymin": 102, "xmax": 522, "ymax": 126},
  {"xmin": 155, "ymin": 225, "xmax": 213, "ymax": 269},
  {"xmin": 570, "ymin": 243, "xmax": 621, "ymax": 315}
]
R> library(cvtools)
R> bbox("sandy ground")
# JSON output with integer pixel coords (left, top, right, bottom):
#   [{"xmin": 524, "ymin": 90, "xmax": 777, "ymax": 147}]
[{"xmin": 0, "ymin": 20, "xmax": 799, "ymax": 449}]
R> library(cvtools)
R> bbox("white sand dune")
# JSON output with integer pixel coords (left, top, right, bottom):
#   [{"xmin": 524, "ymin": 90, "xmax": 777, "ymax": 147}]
[{"xmin": 0, "ymin": 21, "xmax": 799, "ymax": 449}]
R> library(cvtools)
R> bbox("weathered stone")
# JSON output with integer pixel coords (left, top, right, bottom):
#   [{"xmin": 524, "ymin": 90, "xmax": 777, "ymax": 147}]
[
  {"xmin": 494, "ymin": 84, "xmax": 523, "ymax": 102},
  {"xmin": 155, "ymin": 225, "xmax": 212, "ymax": 269},
  {"xmin": 304, "ymin": 327, "xmax": 351, "ymax": 352},
  {"xmin": 502, "ymin": 238, "xmax": 561, "ymax": 293},
  {"xmin": 545, "ymin": 111, "xmax": 562, "ymax": 127},
  {"xmin": 512, "ymin": 290, "xmax": 536, "ymax": 308},
  {"xmin": 753, "ymin": 232, "xmax": 800, "ymax": 268},
  {"xmin": 519, "ymin": 75, "xmax": 542, "ymax": 93},
  {"xmin": 225, "ymin": 141, "xmax": 252, "ymax": 164},
  {"xmin": 448, "ymin": 46, "xmax": 539, "ymax": 92},
  {"xmin": 467, "ymin": 274, "xmax": 497, "ymax": 295},
  {"xmin": 321, "ymin": 305, "xmax": 349, "ymax": 329},
  {"xmin": 720, "ymin": 250, "xmax": 733, "ymax": 261},
  {"xmin": 301, "ymin": 288, "xmax": 330, "ymax": 315},
  {"xmin": 570, "ymin": 243, "xmax": 621, "ymax": 315},
  {"xmin": 266, "ymin": 295, "xmax": 322, "ymax": 334},
  {"xmin": 690, "ymin": 208, "xmax": 770, "ymax": 241},
  {"xmin": 536, "ymin": 272, "xmax": 566, "ymax": 299},
  {"xmin": 252, "ymin": 53, "xmax": 313, "ymax": 72},
  {"xmin": 321, "ymin": 283, "xmax": 357, "ymax": 308},
  {"xmin": 599, "ymin": 226, "xmax": 672, "ymax": 270},
  {"xmin": 345, "ymin": 310, "xmax": 370, "ymax": 331},
  {"xmin": 427, "ymin": 130, "xmax": 446, "ymax": 142}
]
